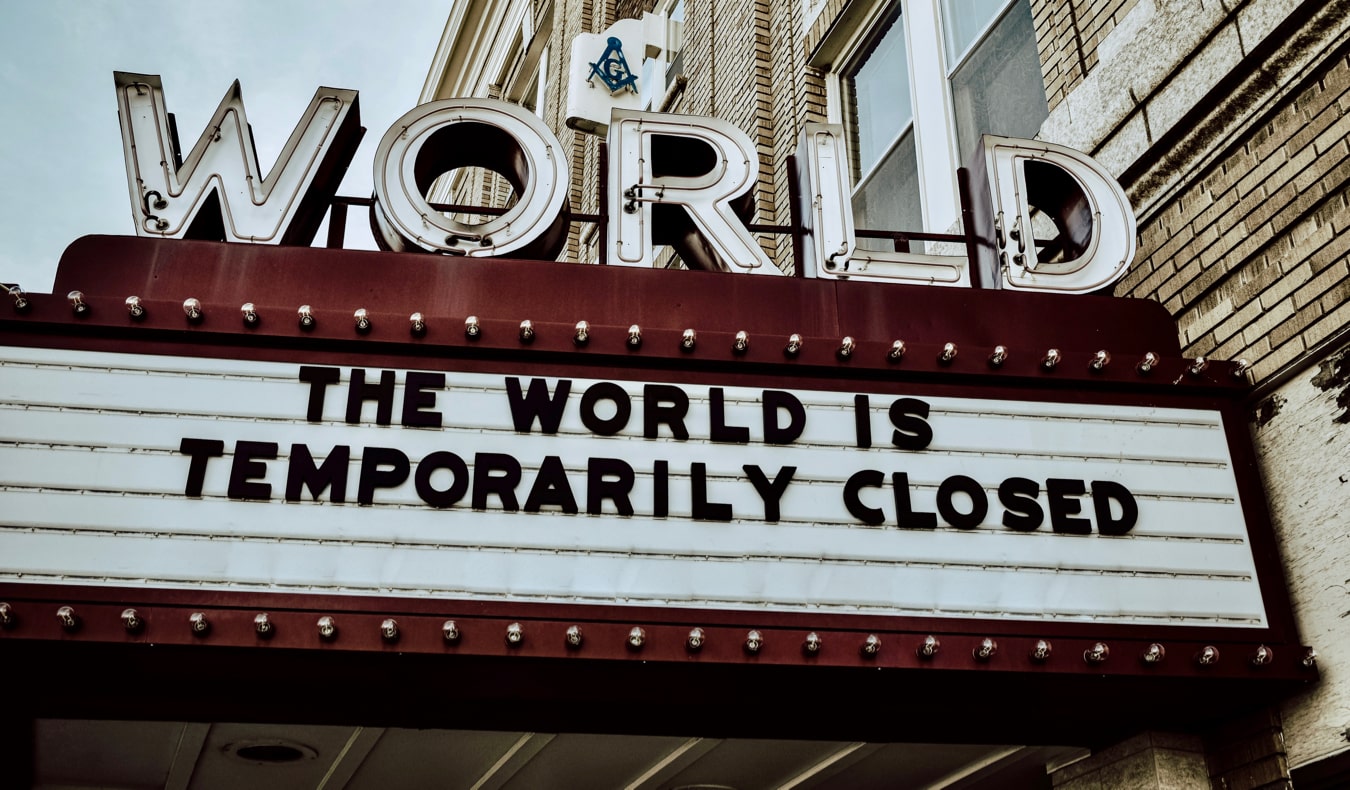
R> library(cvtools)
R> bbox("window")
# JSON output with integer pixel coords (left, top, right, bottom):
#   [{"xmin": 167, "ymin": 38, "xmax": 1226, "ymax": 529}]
[
  {"xmin": 943, "ymin": 0, "xmax": 1047, "ymax": 161},
  {"xmin": 830, "ymin": 0, "xmax": 1048, "ymax": 244},
  {"xmin": 842, "ymin": 8, "xmax": 921, "ymax": 248},
  {"xmin": 642, "ymin": 0, "xmax": 686, "ymax": 110}
]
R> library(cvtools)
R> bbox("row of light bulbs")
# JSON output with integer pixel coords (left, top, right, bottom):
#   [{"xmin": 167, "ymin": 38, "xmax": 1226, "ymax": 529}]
[
  {"xmin": 30, "ymin": 289, "xmax": 1252, "ymax": 377},
  {"xmin": 0, "ymin": 602, "xmax": 1311, "ymax": 668}
]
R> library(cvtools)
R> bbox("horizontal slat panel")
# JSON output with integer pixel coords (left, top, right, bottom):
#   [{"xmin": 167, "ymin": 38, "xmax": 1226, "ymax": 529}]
[
  {"xmin": 0, "ymin": 490, "xmax": 1258, "ymax": 576},
  {"xmin": 0, "ymin": 354, "xmax": 1232, "ymax": 462},
  {"xmin": 0, "ymin": 443, "xmax": 1240, "ymax": 523},
  {"xmin": 0, "ymin": 427, "xmax": 1239, "ymax": 508},
  {"xmin": 0, "ymin": 531, "xmax": 1267, "ymax": 624}
]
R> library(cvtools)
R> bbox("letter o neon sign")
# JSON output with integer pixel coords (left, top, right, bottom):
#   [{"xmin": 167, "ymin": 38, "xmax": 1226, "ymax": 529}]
[{"xmin": 371, "ymin": 99, "xmax": 570, "ymax": 259}]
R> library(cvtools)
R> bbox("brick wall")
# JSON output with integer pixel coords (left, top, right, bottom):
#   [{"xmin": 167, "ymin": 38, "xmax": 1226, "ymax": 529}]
[
  {"xmin": 1038, "ymin": 0, "xmax": 1350, "ymax": 776},
  {"xmin": 1204, "ymin": 709, "xmax": 1294, "ymax": 790},
  {"xmin": 1116, "ymin": 50, "xmax": 1350, "ymax": 382},
  {"xmin": 539, "ymin": 0, "xmax": 608, "ymax": 261},
  {"xmin": 1029, "ymin": 0, "xmax": 1138, "ymax": 112},
  {"xmin": 803, "ymin": 0, "xmax": 850, "ymax": 61}
]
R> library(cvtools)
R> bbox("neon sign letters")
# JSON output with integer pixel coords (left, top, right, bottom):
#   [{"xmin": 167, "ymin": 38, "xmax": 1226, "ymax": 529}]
[{"xmin": 114, "ymin": 71, "xmax": 1136, "ymax": 293}]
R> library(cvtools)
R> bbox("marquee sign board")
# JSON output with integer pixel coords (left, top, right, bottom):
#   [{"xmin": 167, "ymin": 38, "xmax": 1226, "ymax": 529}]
[
  {"xmin": 0, "ymin": 346, "xmax": 1266, "ymax": 627},
  {"xmin": 0, "ymin": 237, "xmax": 1311, "ymax": 686}
]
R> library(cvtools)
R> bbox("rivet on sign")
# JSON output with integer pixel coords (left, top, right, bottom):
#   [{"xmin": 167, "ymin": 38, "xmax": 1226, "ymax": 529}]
[
  {"xmin": 1187, "ymin": 357, "xmax": 1209, "ymax": 377},
  {"xmin": 464, "ymin": 315, "xmax": 481, "ymax": 339},
  {"xmin": 861, "ymin": 633, "xmax": 881, "ymax": 657},
  {"xmin": 1090, "ymin": 350, "xmax": 1110, "ymax": 372},
  {"xmin": 182, "ymin": 298, "xmax": 203, "ymax": 323},
  {"xmin": 1141, "ymin": 643, "xmax": 1166, "ymax": 664},
  {"xmin": 888, "ymin": 340, "xmax": 906, "ymax": 362},
  {"xmin": 1232, "ymin": 359, "xmax": 1252, "ymax": 379},
  {"xmin": 1196, "ymin": 645, "xmax": 1220, "ymax": 666},
  {"xmin": 1136, "ymin": 352, "xmax": 1159, "ymax": 375},
  {"xmin": 784, "ymin": 333, "xmax": 803, "ymax": 357},
  {"xmin": 254, "ymin": 612, "xmax": 273, "ymax": 637},
  {"xmin": 380, "ymin": 618, "xmax": 399, "ymax": 642},
  {"xmin": 1041, "ymin": 349, "xmax": 1061, "ymax": 370},
  {"xmin": 937, "ymin": 343, "xmax": 957, "ymax": 364},
  {"xmin": 681, "ymin": 328, "xmax": 697, "ymax": 351},
  {"xmin": 505, "ymin": 622, "xmax": 524, "ymax": 645},
  {"xmin": 988, "ymin": 345, "xmax": 1008, "ymax": 368},
  {"xmin": 442, "ymin": 620, "xmax": 460, "ymax": 643},
  {"xmin": 240, "ymin": 303, "xmax": 260, "ymax": 327},
  {"xmin": 627, "ymin": 324, "xmax": 643, "ymax": 348},
  {"xmin": 317, "ymin": 616, "xmax": 337, "ymax": 640},
  {"xmin": 353, "ymin": 308, "xmax": 371, "ymax": 334},
  {"xmin": 627, "ymin": 626, "xmax": 646, "ymax": 649},
  {"xmin": 189, "ymin": 612, "xmax": 210, "ymax": 636},
  {"xmin": 409, "ymin": 312, "xmax": 426, "ymax": 337},
  {"xmin": 1083, "ymin": 642, "xmax": 1110, "ymax": 664},
  {"xmin": 1250, "ymin": 645, "xmax": 1273, "ymax": 667},
  {"xmin": 125, "ymin": 296, "xmax": 146, "ymax": 320},
  {"xmin": 973, "ymin": 637, "xmax": 997, "ymax": 661},
  {"xmin": 573, "ymin": 320, "xmax": 590, "ymax": 346},
  {"xmin": 917, "ymin": 635, "xmax": 940, "ymax": 658},
  {"xmin": 686, "ymin": 627, "xmax": 705, "ymax": 651},
  {"xmin": 837, "ymin": 336, "xmax": 856, "ymax": 360},
  {"xmin": 518, "ymin": 320, "xmax": 535, "ymax": 343},
  {"xmin": 803, "ymin": 632, "xmax": 822, "ymax": 654},
  {"xmin": 297, "ymin": 304, "xmax": 315, "ymax": 330},
  {"xmin": 744, "ymin": 629, "xmax": 763, "ymax": 653},
  {"xmin": 565, "ymin": 625, "xmax": 584, "ymax": 648},
  {"xmin": 1030, "ymin": 639, "xmax": 1052, "ymax": 662}
]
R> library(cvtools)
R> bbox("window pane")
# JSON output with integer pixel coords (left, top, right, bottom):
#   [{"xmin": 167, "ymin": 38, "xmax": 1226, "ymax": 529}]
[
  {"xmin": 941, "ymin": 0, "xmax": 1011, "ymax": 65},
  {"xmin": 949, "ymin": 1, "xmax": 1047, "ymax": 161},
  {"xmin": 845, "ymin": 12, "xmax": 912, "ymax": 177},
  {"xmin": 852, "ymin": 129, "xmax": 921, "ymax": 249},
  {"xmin": 666, "ymin": 0, "xmax": 686, "ymax": 91}
]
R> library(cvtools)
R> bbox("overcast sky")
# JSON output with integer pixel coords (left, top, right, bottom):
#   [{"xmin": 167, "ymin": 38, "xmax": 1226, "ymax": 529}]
[{"xmin": 0, "ymin": 1, "xmax": 452, "ymax": 292}]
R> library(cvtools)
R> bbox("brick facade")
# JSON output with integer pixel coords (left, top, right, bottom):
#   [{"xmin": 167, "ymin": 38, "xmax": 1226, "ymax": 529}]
[
  {"xmin": 1120, "ymin": 48, "xmax": 1350, "ymax": 382},
  {"xmin": 1032, "ymin": 0, "xmax": 1350, "ymax": 781}
]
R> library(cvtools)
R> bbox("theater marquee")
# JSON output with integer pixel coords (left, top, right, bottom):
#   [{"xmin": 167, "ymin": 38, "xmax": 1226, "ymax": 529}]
[{"xmin": 0, "ymin": 237, "xmax": 1312, "ymax": 690}]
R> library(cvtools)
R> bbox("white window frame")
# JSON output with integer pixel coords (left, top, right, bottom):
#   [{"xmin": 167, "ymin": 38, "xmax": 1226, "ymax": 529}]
[
  {"xmin": 825, "ymin": 0, "xmax": 1023, "ymax": 236},
  {"xmin": 642, "ymin": 0, "xmax": 686, "ymax": 110}
]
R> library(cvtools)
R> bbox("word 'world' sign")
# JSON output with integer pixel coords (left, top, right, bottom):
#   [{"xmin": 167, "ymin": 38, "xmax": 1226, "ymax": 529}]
[{"xmin": 114, "ymin": 72, "xmax": 1135, "ymax": 293}]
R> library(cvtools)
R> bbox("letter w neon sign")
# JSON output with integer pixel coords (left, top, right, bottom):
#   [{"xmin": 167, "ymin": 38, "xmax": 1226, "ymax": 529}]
[{"xmin": 113, "ymin": 71, "xmax": 362, "ymax": 244}]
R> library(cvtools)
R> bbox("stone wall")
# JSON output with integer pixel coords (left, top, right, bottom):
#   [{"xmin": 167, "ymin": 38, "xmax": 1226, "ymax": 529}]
[
  {"xmin": 1030, "ymin": 0, "xmax": 1139, "ymax": 113},
  {"xmin": 1251, "ymin": 344, "xmax": 1350, "ymax": 771}
]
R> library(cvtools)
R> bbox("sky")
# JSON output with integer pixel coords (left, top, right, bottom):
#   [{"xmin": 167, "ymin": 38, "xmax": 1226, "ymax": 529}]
[{"xmin": 0, "ymin": 1, "xmax": 453, "ymax": 292}]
